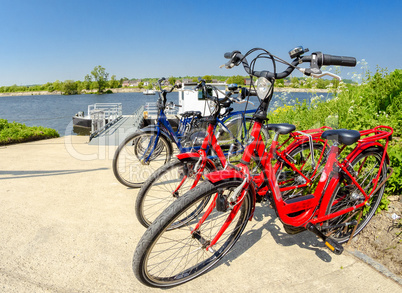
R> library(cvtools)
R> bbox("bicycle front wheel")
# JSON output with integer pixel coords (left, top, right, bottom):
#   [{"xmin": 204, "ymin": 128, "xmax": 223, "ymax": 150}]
[
  {"xmin": 323, "ymin": 146, "xmax": 387, "ymax": 243},
  {"xmin": 133, "ymin": 180, "xmax": 253, "ymax": 288},
  {"xmin": 135, "ymin": 158, "xmax": 214, "ymax": 228},
  {"xmin": 113, "ymin": 132, "xmax": 172, "ymax": 188}
]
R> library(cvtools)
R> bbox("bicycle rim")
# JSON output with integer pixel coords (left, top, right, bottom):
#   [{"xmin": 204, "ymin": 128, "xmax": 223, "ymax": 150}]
[
  {"xmin": 134, "ymin": 180, "xmax": 252, "ymax": 287},
  {"xmin": 113, "ymin": 133, "xmax": 171, "ymax": 187}
]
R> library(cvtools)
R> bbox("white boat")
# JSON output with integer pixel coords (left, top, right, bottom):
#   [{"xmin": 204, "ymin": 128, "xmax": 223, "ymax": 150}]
[
  {"xmin": 177, "ymin": 82, "xmax": 227, "ymax": 116},
  {"xmin": 143, "ymin": 89, "xmax": 156, "ymax": 95}
]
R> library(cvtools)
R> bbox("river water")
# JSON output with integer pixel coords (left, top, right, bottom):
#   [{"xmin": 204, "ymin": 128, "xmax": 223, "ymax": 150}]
[{"xmin": 0, "ymin": 91, "xmax": 330, "ymax": 136}]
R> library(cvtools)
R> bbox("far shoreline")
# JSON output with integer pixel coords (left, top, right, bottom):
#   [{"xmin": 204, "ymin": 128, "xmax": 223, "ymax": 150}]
[{"xmin": 0, "ymin": 87, "xmax": 329, "ymax": 97}]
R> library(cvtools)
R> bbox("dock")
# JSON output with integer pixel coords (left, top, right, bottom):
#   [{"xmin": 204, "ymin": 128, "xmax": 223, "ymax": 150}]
[
  {"xmin": 88, "ymin": 104, "xmax": 179, "ymax": 147},
  {"xmin": 88, "ymin": 105, "xmax": 145, "ymax": 146}
]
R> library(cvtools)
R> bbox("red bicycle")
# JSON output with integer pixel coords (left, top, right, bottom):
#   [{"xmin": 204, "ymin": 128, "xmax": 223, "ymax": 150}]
[
  {"xmin": 133, "ymin": 47, "xmax": 393, "ymax": 287},
  {"xmin": 135, "ymin": 81, "xmax": 331, "ymax": 229},
  {"xmin": 135, "ymin": 80, "xmax": 270, "ymax": 228}
]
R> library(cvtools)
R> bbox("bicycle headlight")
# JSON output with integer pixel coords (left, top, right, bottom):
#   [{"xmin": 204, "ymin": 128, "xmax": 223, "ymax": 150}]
[{"xmin": 256, "ymin": 77, "xmax": 272, "ymax": 100}]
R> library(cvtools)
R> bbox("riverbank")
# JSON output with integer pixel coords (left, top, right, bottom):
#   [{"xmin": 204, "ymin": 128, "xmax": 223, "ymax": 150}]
[{"xmin": 0, "ymin": 87, "xmax": 329, "ymax": 97}]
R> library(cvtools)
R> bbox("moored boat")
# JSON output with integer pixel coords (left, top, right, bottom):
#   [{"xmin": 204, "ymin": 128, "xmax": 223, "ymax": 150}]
[
  {"xmin": 72, "ymin": 103, "xmax": 122, "ymax": 131},
  {"xmin": 142, "ymin": 89, "xmax": 156, "ymax": 95}
]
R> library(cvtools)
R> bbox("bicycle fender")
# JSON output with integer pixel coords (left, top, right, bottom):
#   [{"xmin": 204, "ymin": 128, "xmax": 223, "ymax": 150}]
[
  {"xmin": 346, "ymin": 142, "xmax": 390, "ymax": 164},
  {"xmin": 205, "ymin": 171, "xmax": 258, "ymax": 221},
  {"xmin": 175, "ymin": 153, "xmax": 218, "ymax": 171},
  {"xmin": 205, "ymin": 169, "xmax": 244, "ymax": 183}
]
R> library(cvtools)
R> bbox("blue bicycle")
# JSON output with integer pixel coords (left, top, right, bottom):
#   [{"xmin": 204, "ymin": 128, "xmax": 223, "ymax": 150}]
[{"xmin": 112, "ymin": 78, "xmax": 260, "ymax": 188}]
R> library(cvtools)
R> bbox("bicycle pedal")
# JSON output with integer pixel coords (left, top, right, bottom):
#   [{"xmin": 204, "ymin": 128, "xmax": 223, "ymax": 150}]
[{"xmin": 324, "ymin": 238, "xmax": 343, "ymax": 255}]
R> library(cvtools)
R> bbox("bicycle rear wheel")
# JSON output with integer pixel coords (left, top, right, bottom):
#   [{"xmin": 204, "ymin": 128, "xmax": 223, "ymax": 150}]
[
  {"xmin": 323, "ymin": 147, "xmax": 387, "ymax": 243},
  {"xmin": 113, "ymin": 132, "xmax": 172, "ymax": 188},
  {"xmin": 135, "ymin": 158, "xmax": 214, "ymax": 228},
  {"xmin": 133, "ymin": 180, "xmax": 252, "ymax": 288}
]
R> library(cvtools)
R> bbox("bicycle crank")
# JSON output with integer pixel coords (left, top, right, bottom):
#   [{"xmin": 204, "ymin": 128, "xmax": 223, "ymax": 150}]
[{"xmin": 306, "ymin": 223, "xmax": 343, "ymax": 255}]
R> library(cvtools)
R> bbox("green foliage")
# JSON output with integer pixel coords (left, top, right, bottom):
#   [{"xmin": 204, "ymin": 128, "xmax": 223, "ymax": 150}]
[
  {"xmin": 62, "ymin": 80, "xmax": 78, "ymax": 95},
  {"xmin": 168, "ymin": 76, "xmax": 176, "ymax": 85},
  {"xmin": 109, "ymin": 75, "xmax": 120, "ymax": 88},
  {"xmin": 385, "ymin": 141, "xmax": 402, "ymax": 196},
  {"xmin": 202, "ymin": 75, "xmax": 212, "ymax": 83},
  {"xmin": 276, "ymin": 79, "xmax": 285, "ymax": 87},
  {"xmin": 226, "ymin": 75, "xmax": 246, "ymax": 85},
  {"xmin": 0, "ymin": 119, "xmax": 59, "ymax": 145},
  {"xmin": 90, "ymin": 65, "xmax": 109, "ymax": 93}
]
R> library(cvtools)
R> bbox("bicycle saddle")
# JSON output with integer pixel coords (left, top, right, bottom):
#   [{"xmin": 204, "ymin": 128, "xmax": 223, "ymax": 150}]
[
  {"xmin": 181, "ymin": 111, "xmax": 202, "ymax": 118},
  {"xmin": 321, "ymin": 129, "xmax": 360, "ymax": 145},
  {"xmin": 266, "ymin": 123, "xmax": 296, "ymax": 134}
]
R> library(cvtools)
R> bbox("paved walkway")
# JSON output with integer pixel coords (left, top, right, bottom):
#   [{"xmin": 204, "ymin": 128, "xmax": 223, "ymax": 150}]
[{"xmin": 0, "ymin": 136, "xmax": 400, "ymax": 292}]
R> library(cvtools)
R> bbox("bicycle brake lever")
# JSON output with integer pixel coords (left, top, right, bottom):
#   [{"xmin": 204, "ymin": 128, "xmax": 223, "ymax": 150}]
[
  {"xmin": 220, "ymin": 60, "xmax": 235, "ymax": 69},
  {"xmin": 299, "ymin": 68, "xmax": 342, "ymax": 81},
  {"xmin": 311, "ymin": 71, "xmax": 342, "ymax": 81}
]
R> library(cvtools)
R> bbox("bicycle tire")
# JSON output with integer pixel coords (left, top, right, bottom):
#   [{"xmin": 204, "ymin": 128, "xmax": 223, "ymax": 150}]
[
  {"xmin": 275, "ymin": 142, "xmax": 326, "ymax": 200},
  {"xmin": 113, "ymin": 131, "xmax": 173, "ymax": 188},
  {"xmin": 133, "ymin": 180, "xmax": 253, "ymax": 288},
  {"xmin": 323, "ymin": 146, "xmax": 387, "ymax": 243},
  {"xmin": 135, "ymin": 158, "xmax": 214, "ymax": 228}
]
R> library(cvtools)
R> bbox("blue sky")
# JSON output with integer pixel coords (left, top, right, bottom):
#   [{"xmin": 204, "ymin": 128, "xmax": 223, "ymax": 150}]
[{"xmin": 1, "ymin": 0, "xmax": 401, "ymax": 86}]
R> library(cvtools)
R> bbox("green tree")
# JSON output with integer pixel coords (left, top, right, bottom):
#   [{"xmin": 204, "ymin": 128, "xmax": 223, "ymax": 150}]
[
  {"xmin": 62, "ymin": 80, "xmax": 79, "ymax": 95},
  {"xmin": 276, "ymin": 79, "xmax": 285, "ymax": 87},
  {"xmin": 202, "ymin": 75, "xmax": 212, "ymax": 83},
  {"xmin": 90, "ymin": 65, "xmax": 109, "ymax": 93},
  {"xmin": 138, "ymin": 81, "xmax": 144, "ymax": 89},
  {"xmin": 109, "ymin": 75, "xmax": 120, "ymax": 88},
  {"xmin": 168, "ymin": 76, "xmax": 176, "ymax": 85},
  {"xmin": 226, "ymin": 75, "xmax": 245, "ymax": 85},
  {"xmin": 291, "ymin": 77, "xmax": 299, "ymax": 88},
  {"xmin": 83, "ymin": 74, "xmax": 92, "ymax": 90},
  {"xmin": 52, "ymin": 80, "xmax": 62, "ymax": 91}
]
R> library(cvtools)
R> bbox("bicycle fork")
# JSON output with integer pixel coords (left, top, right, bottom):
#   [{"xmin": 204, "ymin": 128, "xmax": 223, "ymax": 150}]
[{"xmin": 191, "ymin": 176, "xmax": 250, "ymax": 253}]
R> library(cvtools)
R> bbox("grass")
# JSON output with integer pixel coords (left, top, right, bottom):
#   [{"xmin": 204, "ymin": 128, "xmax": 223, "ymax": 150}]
[{"xmin": 0, "ymin": 119, "xmax": 59, "ymax": 145}]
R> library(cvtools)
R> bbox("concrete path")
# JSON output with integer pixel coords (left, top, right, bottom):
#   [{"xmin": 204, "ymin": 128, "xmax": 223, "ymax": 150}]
[{"xmin": 0, "ymin": 136, "xmax": 400, "ymax": 292}]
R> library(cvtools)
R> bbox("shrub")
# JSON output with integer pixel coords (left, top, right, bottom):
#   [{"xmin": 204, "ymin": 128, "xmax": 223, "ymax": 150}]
[{"xmin": 0, "ymin": 119, "xmax": 59, "ymax": 145}]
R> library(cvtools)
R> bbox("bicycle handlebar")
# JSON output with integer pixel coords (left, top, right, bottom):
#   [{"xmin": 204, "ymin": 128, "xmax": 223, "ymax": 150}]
[{"xmin": 223, "ymin": 49, "xmax": 356, "ymax": 80}]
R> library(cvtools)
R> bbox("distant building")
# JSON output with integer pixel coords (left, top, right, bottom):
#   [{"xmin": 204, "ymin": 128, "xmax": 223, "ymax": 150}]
[
  {"xmin": 123, "ymin": 79, "xmax": 142, "ymax": 87},
  {"xmin": 244, "ymin": 78, "xmax": 253, "ymax": 85}
]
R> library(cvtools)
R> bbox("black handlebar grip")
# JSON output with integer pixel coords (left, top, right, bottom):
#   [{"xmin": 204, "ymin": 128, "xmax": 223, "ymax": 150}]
[
  {"xmin": 224, "ymin": 50, "xmax": 241, "ymax": 59},
  {"xmin": 322, "ymin": 54, "xmax": 356, "ymax": 67},
  {"xmin": 224, "ymin": 52, "xmax": 233, "ymax": 59}
]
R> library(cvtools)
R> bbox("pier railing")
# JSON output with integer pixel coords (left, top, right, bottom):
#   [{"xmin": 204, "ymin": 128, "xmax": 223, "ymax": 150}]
[
  {"xmin": 89, "ymin": 103, "xmax": 123, "ymax": 139},
  {"xmin": 145, "ymin": 103, "xmax": 178, "ymax": 117}
]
